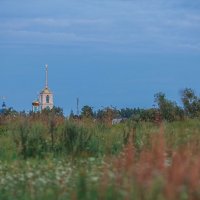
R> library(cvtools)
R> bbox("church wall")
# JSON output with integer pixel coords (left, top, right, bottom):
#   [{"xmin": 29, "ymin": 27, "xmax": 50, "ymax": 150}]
[{"xmin": 40, "ymin": 93, "xmax": 54, "ymax": 110}]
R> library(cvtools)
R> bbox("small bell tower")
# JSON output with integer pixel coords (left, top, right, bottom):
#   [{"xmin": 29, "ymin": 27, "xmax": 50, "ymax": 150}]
[{"xmin": 39, "ymin": 64, "xmax": 54, "ymax": 110}]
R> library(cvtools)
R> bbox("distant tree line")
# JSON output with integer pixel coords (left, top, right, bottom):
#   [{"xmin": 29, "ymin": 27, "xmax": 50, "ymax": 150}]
[
  {"xmin": 2, "ymin": 88, "xmax": 200, "ymax": 124},
  {"xmin": 76, "ymin": 88, "xmax": 200, "ymax": 123}
]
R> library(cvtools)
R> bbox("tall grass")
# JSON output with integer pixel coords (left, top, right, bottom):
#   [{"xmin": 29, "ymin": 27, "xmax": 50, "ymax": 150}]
[
  {"xmin": 0, "ymin": 117, "xmax": 131, "ymax": 159},
  {"xmin": 0, "ymin": 117, "xmax": 200, "ymax": 199}
]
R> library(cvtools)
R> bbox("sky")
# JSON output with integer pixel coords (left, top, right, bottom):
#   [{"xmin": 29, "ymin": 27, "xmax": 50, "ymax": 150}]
[{"xmin": 0, "ymin": 0, "xmax": 200, "ymax": 114}]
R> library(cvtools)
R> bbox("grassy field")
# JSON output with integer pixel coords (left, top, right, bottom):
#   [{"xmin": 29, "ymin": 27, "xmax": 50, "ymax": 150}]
[{"xmin": 0, "ymin": 117, "xmax": 200, "ymax": 200}]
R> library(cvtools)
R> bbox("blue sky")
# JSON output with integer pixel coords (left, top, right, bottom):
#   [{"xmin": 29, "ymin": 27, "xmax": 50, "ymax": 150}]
[{"xmin": 0, "ymin": 0, "xmax": 200, "ymax": 114}]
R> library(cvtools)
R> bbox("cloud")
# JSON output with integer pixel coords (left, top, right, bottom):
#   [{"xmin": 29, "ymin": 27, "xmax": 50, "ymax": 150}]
[{"xmin": 0, "ymin": 0, "xmax": 200, "ymax": 53}]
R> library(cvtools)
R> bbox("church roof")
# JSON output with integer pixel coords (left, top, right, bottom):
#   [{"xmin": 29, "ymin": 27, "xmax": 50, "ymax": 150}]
[
  {"xmin": 40, "ymin": 87, "xmax": 52, "ymax": 94},
  {"xmin": 0, "ymin": 102, "xmax": 7, "ymax": 114},
  {"xmin": 2, "ymin": 102, "xmax": 6, "ymax": 109},
  {"xmin": 32, "ymin": 100, "xmax": 40, "ymax": 106}
]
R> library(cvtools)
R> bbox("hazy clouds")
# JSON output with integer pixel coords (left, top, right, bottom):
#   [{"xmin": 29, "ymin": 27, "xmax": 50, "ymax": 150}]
[{"xmin": 0, "ymin": 0, "xmax": 200, "ymax": 53}]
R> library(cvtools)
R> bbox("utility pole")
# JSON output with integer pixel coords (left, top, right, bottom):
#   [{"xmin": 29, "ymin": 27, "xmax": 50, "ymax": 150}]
[{"xmin": 76, "ymin": 97, "xmax": 79, "ymax": 116}]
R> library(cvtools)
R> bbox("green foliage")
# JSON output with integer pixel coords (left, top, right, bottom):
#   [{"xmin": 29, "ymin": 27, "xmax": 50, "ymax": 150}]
[
  {"xmin": 154, "ymin": 92, "xmax": 184, "ymax": 121},
  {"xmin": 1, "ymin": 116, "xmax": 200, "ymax": 199},
  {"xmin": 2, "ymin": 107, "xmax": 18, "ymax": 116},
  {"xmin": 96, "ymin": 107, "xmax": 119, "ymax": 125},
  {"xmin": 181, "ymin": 88, "xmax": 200, "ymax": 118},
  {"xmin": 81, "ymin": 105, "xmax": 94, "ymax": 118},
  {"xmin": 164, "ymin": 119, "xmax": 200, "ymax": 148},
  {"xmin": 2, "ymin": 88, "xmax": 200, "ymax": 199},
  {"xmin": 0, "ymin": 118, "xmax": 130, "ymax": 159},
  {"xmin": 120, "ymin": 108, "xmax": 137, "ymax": 118},
  {"xmin": 41, "ymin": 106, "xmax": 64, "ymax": 117},
  {"xmin": 13, "ymin": 120, "xmax": 47, "ymax": 159},
  {"xmin": 59, "ymin": 121, "xmax": 92, "ymax": 154}
]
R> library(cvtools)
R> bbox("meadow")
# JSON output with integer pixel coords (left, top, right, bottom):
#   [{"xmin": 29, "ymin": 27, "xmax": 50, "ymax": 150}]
[{"xmin": 0, "ymin": 114, "xmax": 200, "ymax": 200}]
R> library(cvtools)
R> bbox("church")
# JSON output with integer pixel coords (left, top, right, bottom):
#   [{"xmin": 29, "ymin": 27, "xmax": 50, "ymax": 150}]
[
  {"xmin": 32, "ymin": 65, "xmax": 54, "ymax": 112},
  {"xmin": 0, "ymin": 98, "xmax": 7, "ymax": 114}
]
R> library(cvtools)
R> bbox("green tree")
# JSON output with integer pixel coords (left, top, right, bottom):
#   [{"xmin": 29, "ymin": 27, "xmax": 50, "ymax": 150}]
[
  {"xmin": 154, "ymin": 92, "xmax": 183, "ymax": 121},
  {"xmin": 181, "ymin": 88, "xmax": 200, "ymax": 118},
  {"xmin": 41, "ymin": 106, "xmax": 64, "ymax": 117},
  {"xmin": 120, "ymin": 108, "xmax": 136, "ymax": 118},
  {"xmin": 81, "ymin": 105, "xmax": 94, "ymax": 118},
  {"xmin": 97, "ymin": 107, "xmax": 119, "ymax": 125},
  {"xmin": 4, "ymin": 107, "xmax": 18, "ymax": 116}
]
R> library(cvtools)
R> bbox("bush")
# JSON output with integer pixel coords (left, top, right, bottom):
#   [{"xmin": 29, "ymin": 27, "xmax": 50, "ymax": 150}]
[
  {"xmin": 58, "ymin": 121, "xmax": 92, "ymax": 155},
  {"xmin": 13, "ymin": 120, "xmax": 47, "ymax": 159}
]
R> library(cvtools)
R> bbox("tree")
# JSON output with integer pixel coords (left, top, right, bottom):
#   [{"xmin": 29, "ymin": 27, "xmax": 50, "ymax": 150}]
[
  {"xmin": 181, "ymin": 88, "xmax": 200, "ymax": 118},
  {"xmin": 154, "ymin": 92, "xmax": 183, "ymax": 121},
  {"xmin": 139, "ymin": 108, "xmax": 157, "ymax": 122},
  {"xmin": 96, "ymin": 107, "xmax": 119, "ymax": 125},
  {"xmin": 81, "ymin": 105, "xmax": 94, "ymax": 118},
  {"xmin": 3, "ymin": 107, "xmax": 18, "ymax": 117},
  {"xmin": 41, "ymin": 106, "xmax": 64, "ymax": 117},
  {"xmin": 52, "ymin": 106, "xmax": 64, "ymax": 117},
  {"xmin": 120, "ymin": 108, "xmax": 136, "ymax": 118}
]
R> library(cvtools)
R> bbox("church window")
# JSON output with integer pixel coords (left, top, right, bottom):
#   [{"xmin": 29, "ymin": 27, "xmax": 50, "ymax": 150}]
[{"xmin": 46, "ymin": 95, "xmax": 50, "ymax": 103}]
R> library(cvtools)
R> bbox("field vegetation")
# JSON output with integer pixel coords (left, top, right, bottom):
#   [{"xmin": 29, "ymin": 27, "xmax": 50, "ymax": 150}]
[{"xmin": 1, "ymin": 88, "xmax": 200, "ymax": 199}]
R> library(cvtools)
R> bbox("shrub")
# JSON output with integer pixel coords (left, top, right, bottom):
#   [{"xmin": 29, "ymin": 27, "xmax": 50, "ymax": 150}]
[{"xmin": 13, "ymin": 119, "xmax": 47, "ymax": 159}]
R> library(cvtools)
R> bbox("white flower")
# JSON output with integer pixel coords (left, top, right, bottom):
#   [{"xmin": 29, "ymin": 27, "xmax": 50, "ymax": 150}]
[{"xmin": 26, "ymin": 172, "xmax": 34, "ymax": 178}]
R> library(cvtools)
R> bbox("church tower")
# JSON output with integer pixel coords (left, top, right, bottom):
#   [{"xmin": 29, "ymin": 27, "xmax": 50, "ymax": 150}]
[{"xmin": 39, "ymin": 64, "xmax": 54, "ymax": 110}]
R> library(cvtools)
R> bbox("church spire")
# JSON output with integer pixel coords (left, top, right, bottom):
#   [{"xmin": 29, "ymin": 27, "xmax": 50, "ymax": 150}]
[
  {"xmin": 39, "ymin": 64, "xmax": 54, "ymax": 110},
  {"xmin": 45, "ymin": 64, "xmax": 48, "ymax": 88}
]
